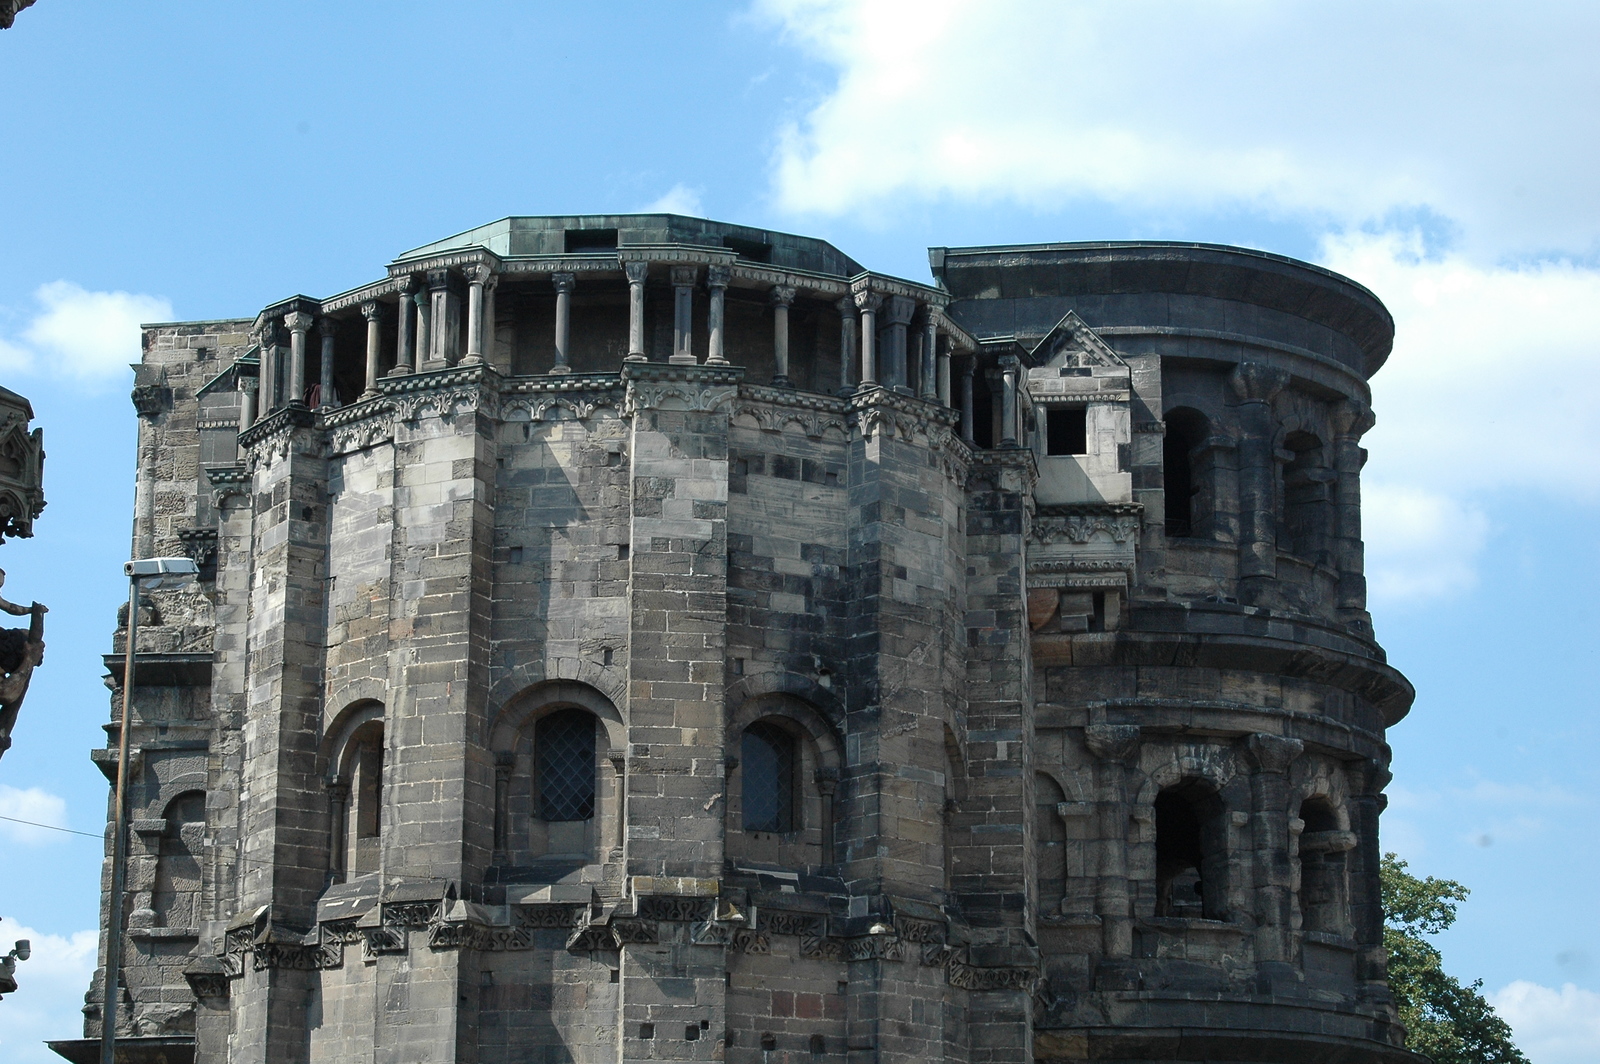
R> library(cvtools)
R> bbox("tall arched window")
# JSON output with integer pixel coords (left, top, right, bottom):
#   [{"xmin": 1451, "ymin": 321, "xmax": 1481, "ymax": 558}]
[
  {"xmin": 1163, "ymin": 408, "xmax": 1209, "ymax": 537},
  {"xmin": 741, "ymin": 721, "xmax": 797, "ymax": 833},
  {"xmin": 347, "ymin": 720, "xmax": 384, "ymax": 875},
  {"xmin": 1297, "ymin": 797, "xmax": 1351, "ymax": 936},
  {"xmin": 536, "ymin": 708, "xmax": 597, "ymax": 822},
  {"xmin": 152, "ymin": 791, "xmax": 205, "ymax": 930},
  {"xmin": 1154, "ymin": 781, "xmax": 1228, "ymax": 920},
  {"xmin": 1282, "ymin": 431, "xmax": 1330, "ymax": 561},
  {"xmin": 1036, "ymin": 773, "xmax": 1067, "ymax": 918}
]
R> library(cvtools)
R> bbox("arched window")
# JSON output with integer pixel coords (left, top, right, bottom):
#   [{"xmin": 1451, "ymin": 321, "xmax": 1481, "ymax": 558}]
[
  {"xmin": 1154, "ymin": 781, "xmax": 1229, "ymax": 920},
  {"xmin": 347, "ymin": 720, "xmax": 384, "ymax": 875},
  {"xmin": 152, "ymin": 791, "xmax": 205, "ymax": 930},
  {"xmin": 1036, "ymin": 773, "xmax": 1067, "ymax": 918},
  {"xmin": 1163, "ymin": 408, "xmax": 1209, "ymax": 537},
  {"xmin": 1282, "ymin": 431, "xmax": 1330, "ymax": 561},
  {"xmin": 537, "ymin": 708, "xmax": 597, "ymax": 822},
  {"xmin": 1297, "ymin": 797, "xmax": 1351, "ymax": 936},
  {"xmin": 741, "ymin": 721, "xmax": 797, "ymax": 833}
]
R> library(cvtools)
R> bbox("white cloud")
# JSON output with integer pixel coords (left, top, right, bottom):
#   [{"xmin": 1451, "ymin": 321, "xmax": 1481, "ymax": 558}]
[
  {"xmin": 0, "ymin": 918, "xmax": 97, "ymax": 1064},
  {"xmin": 758, "ymin": 0, "xmax": 1600, "ymax": 260},
  {"xmin": 639, "ymin": 183, "xmax": 706, "ymax": 217},
  {"xmin": 1319, "ymin": 231, "xmax": 1600, "ymax": 605},
  {"xmin": 1, "ymin": 281, "xmax": 172, "ymax": 382},
  {"xmin": 1489, "ymin": 981, "xmax": 1600, "ymax": 1064},
  {"xmin": 0, "ymin": 785, "xmax": 70, "ymax": 846}
]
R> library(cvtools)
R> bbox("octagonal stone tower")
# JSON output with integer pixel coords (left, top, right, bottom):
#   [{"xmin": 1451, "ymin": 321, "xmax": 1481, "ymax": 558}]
[{"xmin": 67, "ymin": 220, "xmax": 1418, "ymax": 1064}]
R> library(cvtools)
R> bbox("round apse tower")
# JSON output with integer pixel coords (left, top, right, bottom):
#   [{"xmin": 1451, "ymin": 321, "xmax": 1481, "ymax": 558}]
[{"xmin": 934, "ymin": 241, "xmax": 1421, "ymax": 1064}]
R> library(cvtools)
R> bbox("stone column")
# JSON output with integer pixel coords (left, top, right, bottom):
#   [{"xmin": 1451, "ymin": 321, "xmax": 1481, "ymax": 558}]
[
  {"xmin": 960, "ymin": 357, "xmax": 976, "ymax": 443},
  {"xmin": 483, "ymin": 273, "xmax": 500, "ymax": 371},
  {"xmin": 462, "ymin": 263, "xmax": 491, "ymax": 364},
  {"xmin": 551, "ymin": 272, "xmax": 576, "ymax": 373},
  {"xmin": 238, "ymin": 377, "xmax": 257, "ymax": 431},
  {"xmin": 424, "ymin": 268, "xmax": 460, "ymax": 369},
  {"xmin": 705, "ymin": 266, "xmax": 730, "ymax": 366},
  {"xmin": 317, "ymin": 316, "xmax": 338, "ymax": 410},
  {"xmin": 285, "ymin": 310, "xmax": 312, "ymax": 407},
  {"xmin": 1085, "ymin": 724, "xmax": 1140, "ymax": 965},
  {"xmin": 670, "ymin": 265, "xmax": 697, "ymax": 365},
  {"xmin": 999, "ymin": 355, "xmax": 1019, "ymax": 446},
  {"xmin": 854, "ymin": 291, "xmax": 881, "ymax": 389},
  {"xmin": 1244, "ymin": 733, "xmax": 1305, "ymax": 983},
  {"xmin": 390, "ymin": 279, "xmax": 415, "ymax": 378},
  {"xmin": 835, "ymin": 296, "xmax": 856, "ymax": 395},
  {"xmin": 1230, "ymin": 362, "xmax": 1288, "ymax": 603},
  {"xmin": 1348, "ymin": 758, "xmax": 1391, "ymax": 994},
  {"xmin": 624, "ymin": 261, "xmax": 648, "ymax": 362},
  {"xmin": 326, "ymin": 777, "xmax": 349, "ymax": 885},
  {"xmin": 883, "ymin": 294, "xmax": 915, "ymax": 393},
  {"xmin": 1331, "ymin": 399, "xmax": 1375, "ymax": 626},
  {"xmin": 412, "ymin": 287, "xmax": 430, "ymax": 372},
  {"xmin": 770, "ymin": 284, "xmax": 796, "ymax": 386},
  {"xmin": 936, "ymin": 332, "xmax": 951, "ymax": 406},
  {"xmin": 918, "ymin": 311, "xmax": 938, "ymax": 400},
  {"xmin": 259, "ymin": 324, "xmax": 278, "ymax": 413},
  {"xmin": 360, "ymin": 301, "xmax": 382, "ymax": 399}
]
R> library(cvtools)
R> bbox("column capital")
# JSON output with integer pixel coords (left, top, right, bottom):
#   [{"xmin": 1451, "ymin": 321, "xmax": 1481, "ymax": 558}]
[
  {"xmin": 624, "ymin": 261, "xmax": 650, "ymax": 285},
  {"xmin": 1242, "ymin": 733, "xmax": 1304, "ymax": 774},
  {"xmin": 552, "ymin": 271, "xmax": 577, "ymax": 295},
  {"xmin": 463, "ymin": 262, "xmax": 493, "ymax": 286},
  {"xmin": 853, "ymin": 290, "xmax": 882, "ymax": 314},
  {"xmin": 670, "ymin": 264, "xmax": 698, "ymax": 287},
  {"xmin": 706, "ymin": 265, "xmax": 731, "ymax": 289},
  {"xmin": 835, "ymin": 295, "xmax": 856, "ymax": 318},
  {"xmin": 769, "ymin": 284, "xmax": 796, "ymax": 307},
  {"xmin": 883, "ymin": 294, "xmax": 917, "ymax": 326},
  {"xmin": 1331, "ymin": 398, "xmax": 1375, "ymax": 439},
  {"xmin": 1230, "ymin": 361, "xmax": 1289, "ymax": 403},
  {"xmin": 394, "ymin": 273, "xmax": 418, "ymax": 295},
  {"xmin": 283, "ymin": 310, "xmax": 313, "ymax": 333},
  {"xmin": 317, "ymin": 315, "xmax": 339, "ymax": 338},
  {"xmin": 360, "ymin": 301, "xmax": 381, "ymax": 322}
]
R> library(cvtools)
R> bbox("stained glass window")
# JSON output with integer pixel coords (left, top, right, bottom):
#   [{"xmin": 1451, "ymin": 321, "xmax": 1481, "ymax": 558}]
[
  {"xmin": 537, "ymin": 709, "xmax": 596, "ymax": 821},
  {"xmin": 742, "ymin": 721, "xmax": 796, "ymax": 833}
]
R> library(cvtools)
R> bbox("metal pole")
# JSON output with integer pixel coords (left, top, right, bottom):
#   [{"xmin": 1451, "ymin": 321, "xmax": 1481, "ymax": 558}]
[{"xmin": 101, "ymin": 576, "xmax": 139, "ymax": 1064}]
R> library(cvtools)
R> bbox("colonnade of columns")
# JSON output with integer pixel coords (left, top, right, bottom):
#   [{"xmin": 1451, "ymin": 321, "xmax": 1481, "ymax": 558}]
[{"xmin": 246, "ymin": 260, "xmax": 1022, "ymax": 450}]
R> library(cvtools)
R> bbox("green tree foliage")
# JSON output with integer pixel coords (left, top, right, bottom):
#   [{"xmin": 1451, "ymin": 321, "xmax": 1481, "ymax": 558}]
[{"xmin": 1381, "ymin": 853, "xmax": 1528, "ymax": 1064}]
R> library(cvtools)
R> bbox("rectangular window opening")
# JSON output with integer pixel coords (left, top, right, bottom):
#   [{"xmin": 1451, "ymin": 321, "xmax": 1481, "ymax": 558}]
[
  {"xmin": 722, "ymin": 236, "xmax": 772, "ymax": 263},
  {"xmin": 1046, "ymin": 407, "xmax": 1088, "ymax": 456},
  {"xmin": 564, "ymin": 228, "xmax": 618, "ymax": 253}
]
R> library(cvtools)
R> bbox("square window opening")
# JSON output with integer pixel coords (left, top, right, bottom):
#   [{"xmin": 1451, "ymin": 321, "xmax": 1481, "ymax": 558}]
[{"xmin": 1046, "ymin": 407, "xmax": 1088, "ymax": 456}]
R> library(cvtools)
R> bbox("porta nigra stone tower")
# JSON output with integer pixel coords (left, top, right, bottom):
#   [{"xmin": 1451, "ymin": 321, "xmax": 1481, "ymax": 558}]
[{"xmin": 68, "ymin": 216, "xmax": 1420, "ymax": 1064}]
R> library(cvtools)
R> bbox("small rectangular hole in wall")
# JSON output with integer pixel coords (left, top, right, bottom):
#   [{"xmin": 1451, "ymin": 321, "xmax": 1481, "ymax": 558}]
[
  {"xmin": 609, "ymin": 968, "xmax": 619, "ymax": 983},
  {"xmin": 685, "ymin": 1025, "xmax": 700, "ymax": 1041},
  {"xmin": 509, "ymin": 546, "xmax": 524, "ymax": 565},
  {"xmin": 722, "ymin": 235, "xmax": 772, "ymax": 263},
  {"xmin": 731, "ymin": 658, "xmax": 744, "ymax": 676},
  {"xmin": 1090, "ymin": 591, "xmax": 1106, "ymax": 632},
  {"xmin": 1046, "ymin": 407, "xmax": 1088, "ymax": 456},
  {"xmin": 701, "ymin": 1020, "xmax": 710, "ymax": 1030},
  {"xmin": 760, "ymin": 1033, "xmax": 777, "ymax": 1052},
  {"xmin": 565, "ymin": 228, "xmax": 618, "ymax": 253},
  {"xmin": 617, "ymin": 544, "xmax": 629, "ymax": 560},
  {"xmin": 639, "ymin": 1023, "xmax": 655, "ymax": 1040},
  {"xmin": 602, "ymin": 647, "xmax": 614, "ymax": 667}
]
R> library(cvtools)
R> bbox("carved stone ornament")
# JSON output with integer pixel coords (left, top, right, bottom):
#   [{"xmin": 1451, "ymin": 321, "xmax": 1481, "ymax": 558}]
[
  {"xmin": 1084, "ymin": 724, "xmax": 1140, "ymax": 762},
  {"xmin": 1243, "ymin": 732, "xmax": 1305, "ymax": 774},
  {"xmin": 1230, "ymin": 361, "xmax": 1290, "ymax": 403},
  {"xmin": 0, "ymin": 388, "xmax": 45, "ymax": 542},
  {"xmin": 0, "ymin": 568, "xmax": 46, "ymax": 761}
]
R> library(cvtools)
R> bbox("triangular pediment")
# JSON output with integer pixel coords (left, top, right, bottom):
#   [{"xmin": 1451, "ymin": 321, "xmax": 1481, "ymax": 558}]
[{"xmin": 1030, "ymin": 311, "xmax": 1125, "ymax": 369}]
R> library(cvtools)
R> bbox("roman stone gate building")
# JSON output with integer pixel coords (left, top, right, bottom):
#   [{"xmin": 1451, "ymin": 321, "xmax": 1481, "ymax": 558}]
[{"xmin": 68, "ymin": 216, "xmax": 1421, "ymax": 1064}]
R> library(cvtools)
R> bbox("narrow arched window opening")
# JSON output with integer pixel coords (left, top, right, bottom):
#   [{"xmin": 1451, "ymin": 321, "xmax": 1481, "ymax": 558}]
[
  {"xmin": 742, "ymin": 721, "xmax": 797, "ymax": 833},
  {"xmin": 537, "ymin": 708, "xmax": 597, "ymax": 822},
  {"xmin": 1036, "ymin": 773, "xmax": 1067, "ymax": 918},
  {"xmin": 1282, "ymin": 431, "xmax": 1330, "ymax": 561},
  {"xmin": 348, "ymin": 720, "xmax": 385, "ymax": 875},
  {"xmin": 1154, "ymin": 782, "xmax": 1228, "ymax": 920},
  {"xmin": 1297, "ymin": 797, "xmax": 1350, "ymax": 936},
  {"xmin": 1163, "ymin": 408, "xmax": 1209, "ymax": 538}
]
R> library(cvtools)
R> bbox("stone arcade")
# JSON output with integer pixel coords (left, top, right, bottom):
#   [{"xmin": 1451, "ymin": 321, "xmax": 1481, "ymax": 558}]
[{"xmin": 60, "ymin": 216, "xmax": 1421, "ymax": 1064}]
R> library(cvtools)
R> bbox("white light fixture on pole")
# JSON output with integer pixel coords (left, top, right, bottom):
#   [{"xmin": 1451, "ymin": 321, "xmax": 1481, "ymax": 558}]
[{"xmin": 101, "ymin": 556, "xmax": 198, "ymax": 1064}]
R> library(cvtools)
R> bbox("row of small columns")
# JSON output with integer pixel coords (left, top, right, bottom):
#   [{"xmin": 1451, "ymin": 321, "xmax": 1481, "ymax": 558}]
[{"xmin": 249, "ymin": 263, "xmax": 1027, "ymax": 448}]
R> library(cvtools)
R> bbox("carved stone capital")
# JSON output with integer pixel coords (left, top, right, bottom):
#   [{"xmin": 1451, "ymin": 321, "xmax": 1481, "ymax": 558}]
[
  {"xmin": 1230, "ymin": 361, "xmax": 1289, "ymax": 403},
  {"xmin": 770, "ymin": 284, "xmax": 797, "ymax": 307},
  {"xmin": 883, "ymin": 294, "xmax": 917, "ymax": 326},
  {"xmin": 360, "ymin": 301, "xmax": 381, "ymax": 323},
  {"xmin": 394, "ymin": 274, "xmax": 418, "ymax": 296},
  {"xmin": 624, "ymin": 261, "xmax": 649, "ymax": 285},
  {"xmin": 1084, "ymin": 724, "xmax": 1140, "ymax": 762},
  {"xmin": 1243, "ymin": 733, "xmax": 1304, "ymax": 774},
  {"xmin": 1331, "ymin": 398, "xmax": 1376, "ymax": 439},
  {"xmin": 670, "ymin": 265, "xmax": 698, "ymax": 288},
  {"xmin": 317, "ymin": 315, "xmax": 339, "ymax": 338},
  {"xmin": 835, "ymin": 295, "xmax": 856, "ymax": 318},
  {"xmin": 283, "ymin": 310, "xmax": 313, "ymax": 335},
  {"xmin": 551, "ymin": 272, "xmax": 577, "ymax": 295},
  {"xmin": 706, "ymin": 265, "xmax": 731, "ymax": 289},
  {"xmin": 853, "ymin": 290, "xmax": 882, "ymax": 314},
  {"xmin": 463, "ymin": 263, "xmax": 493, "ymax": 285}
]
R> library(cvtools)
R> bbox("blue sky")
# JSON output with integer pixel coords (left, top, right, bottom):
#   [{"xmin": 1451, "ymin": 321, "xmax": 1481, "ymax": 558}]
[{"xmin": 2, "ymin": 2, "xmax": 1598, "ymax": 1061}]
